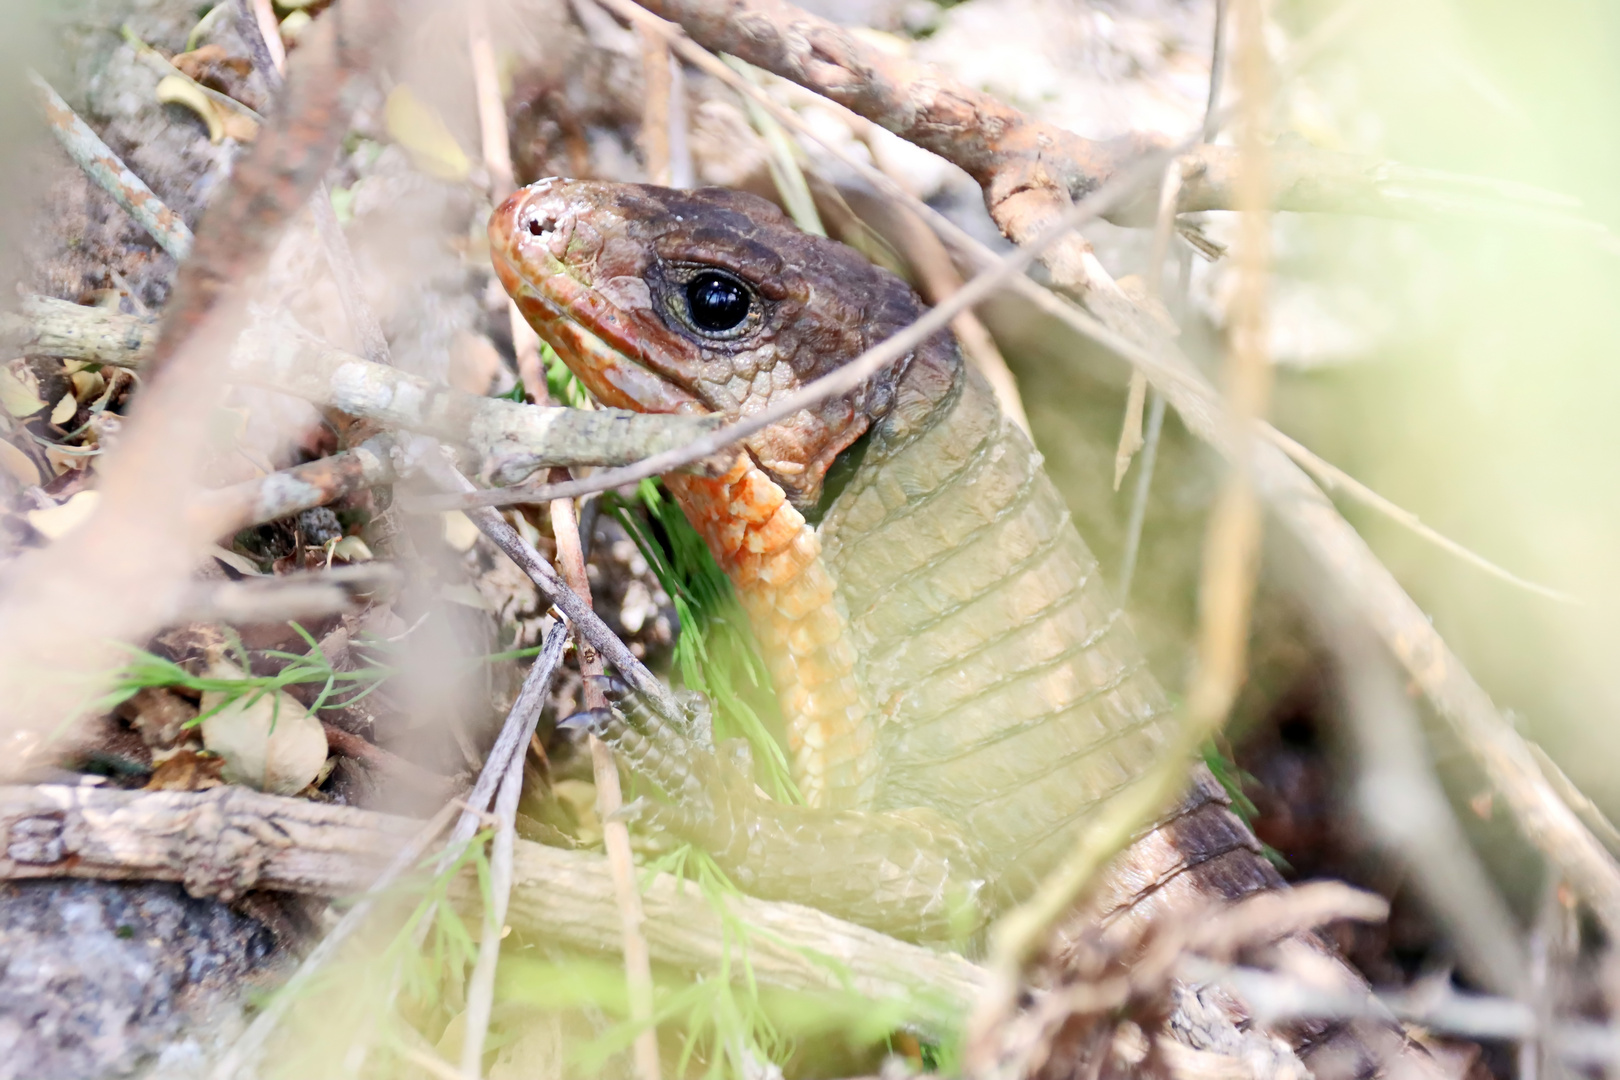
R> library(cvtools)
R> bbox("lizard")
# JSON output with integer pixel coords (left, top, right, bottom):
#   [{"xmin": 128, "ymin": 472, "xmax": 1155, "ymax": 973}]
[{"xmin": 489, "ymin": 179, "xmax": 1450, "ymax": 1078}]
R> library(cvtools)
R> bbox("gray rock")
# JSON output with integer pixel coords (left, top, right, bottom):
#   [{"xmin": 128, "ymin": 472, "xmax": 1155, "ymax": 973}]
[{"xmin": 0, "ymin": 879, "xmax": 282, "ymax": 1080}]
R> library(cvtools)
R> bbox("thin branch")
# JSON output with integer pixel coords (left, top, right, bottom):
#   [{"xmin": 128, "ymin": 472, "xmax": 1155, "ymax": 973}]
[
  {"xmin": 174, "ymin": 562, "xmax": 402, "ymax": 626},
  {"xmin": 458, "ymin": 634, "xmax": 557, "ymax": 1080},
  {"xmin": 445, "ymin": 469, "xmax": 681, "ymax": 722},
  {"xmin": 231, "ymin": 0, "xmax": 285, "ymax": 88},
  {"xmin": 27, "ymin": 70, "xmax": 194, "ymax": 261},
  {"xmin": 1183, "ymin": 0, "xmax": 1273, "ymax": 743},
  {"xmin": 0, "ymin": 783, "xmax": 419, "ymax": 893},
  {"xmin": 441, "ymin": 624, "xmax": 569, "ymax": 862},
  {"xmin": 1181, "ymin": 959, "xmax": 1620, "ymax": 1069},
  {"xmin": 1265, "ymin": 426, "xmax": 1578, "ymax": 604},
  {"xmin": 1117, "ymin": 392, "xmax": 1165, "ymax": 602},
  {"xmin": 629, "ymin": 0, "xmax": 1611, "ymax": 241},
  {"xmin": 2, "ymin": 298, "xmax": 719, "ymax": 484},
  {"xmin": 1323, "ymin": 615, "xmax": 1526, "ymax": 996},
  {"xmin": 193, "ymin": 433, "xmax": 397, "ymax": 536},
  {"xmin": 604, "ymin": 0, "xmax": 1620, "ymax": 946},
  {"xmin": 1, "ymin": 783, "xmax": 986, "ymax": 1033}
]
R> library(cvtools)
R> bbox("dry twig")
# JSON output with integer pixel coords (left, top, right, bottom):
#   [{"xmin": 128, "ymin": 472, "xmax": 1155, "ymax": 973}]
[
  {"xmin": 0, "ymin": 783, "xmax": 984, "ymax": 1028},
  {"xmin": 28, "ymin": 71, "xmax": 194, "ymax": 260},
  {"xmin": 4, "ymin": 298, "xmax": 719, "ymax": 485}
]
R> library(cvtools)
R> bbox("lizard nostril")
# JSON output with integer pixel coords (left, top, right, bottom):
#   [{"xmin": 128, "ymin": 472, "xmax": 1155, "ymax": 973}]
[{"xmin": 526, "ymin": 213, "xmax": 554, "ymax": 237}]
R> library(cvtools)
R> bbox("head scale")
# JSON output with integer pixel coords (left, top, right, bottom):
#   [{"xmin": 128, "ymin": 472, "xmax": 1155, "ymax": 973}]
[{"xmin": 489, "ymin": 179, "xmax": 935, "ymax": 508}]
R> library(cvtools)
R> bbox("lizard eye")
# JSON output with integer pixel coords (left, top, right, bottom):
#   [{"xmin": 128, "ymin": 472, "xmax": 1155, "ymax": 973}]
[{"xmin": 684, "ymin": 271, "xmax": 752, "ymax": 335}]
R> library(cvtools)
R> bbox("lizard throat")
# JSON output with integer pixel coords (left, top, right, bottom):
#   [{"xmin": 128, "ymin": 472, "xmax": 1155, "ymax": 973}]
[{"xmin": 662, "ymin": 457, "xmax": 878, "ymax": 810}]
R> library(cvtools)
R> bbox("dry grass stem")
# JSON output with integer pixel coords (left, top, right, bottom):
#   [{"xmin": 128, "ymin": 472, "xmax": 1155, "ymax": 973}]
[
  {"xmin": 638, "ymin": 25, "xmax": 674, "ymax": 185},
  {"xmin": 459, "ymin": 666, "xmax": 544, "ymax": 1079},
  {"xmin": 550, "ymin": 485, "xmax": 662, "ymax": 1080},
  {"xmin": 1266, "ymin": 426, "xmax": 1577, "ymax": 604},
  {"xmin": 469, "ymin": 0, "xmax": 546, "ymax": 399},
  {"xmin": 856, "ymin": 182, "xmax": 1030, "ymax": 431},
  {"xmin": 1187, "ymin": 0, "xmax": 1272, "ymax": 729}
]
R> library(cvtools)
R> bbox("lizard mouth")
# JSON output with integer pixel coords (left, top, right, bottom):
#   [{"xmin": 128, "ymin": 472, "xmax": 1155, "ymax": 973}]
[{"xmin": 489, "ymin": 180, "xmax": 702, "ymax": 416}]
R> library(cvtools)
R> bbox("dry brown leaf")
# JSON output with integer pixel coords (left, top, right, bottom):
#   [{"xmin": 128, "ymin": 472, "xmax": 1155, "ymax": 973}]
[
  {"xmin": 48, "ymin": 393, "xmax": 75, "ymax": 426},
  {"xmin": 143, "ymin": 748, "xmax": 226, "ymax": 792},
  {"xmin": 442, "ymin": 510, "xmax": 481, "ymax": 552},
  {"xmin": 0, "ymin": 440, "xmax": 41, "ymax": 485},
  {"xmin": 0, "ymin": 364, "xmax": 46, "ymax": 418},
  {"xmin": 156, "ymin": 75, "xmax": 226, "ymax": 144}
]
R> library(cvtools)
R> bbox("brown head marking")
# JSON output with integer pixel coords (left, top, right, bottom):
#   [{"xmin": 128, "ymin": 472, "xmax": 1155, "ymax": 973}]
[{"xmin": 489, "ymin": 179, "xmax": 937, "ymax": 507}]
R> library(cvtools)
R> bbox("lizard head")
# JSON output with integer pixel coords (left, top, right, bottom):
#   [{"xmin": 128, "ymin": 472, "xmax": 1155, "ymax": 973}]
[{"xmin": 489, "ymin": 178, "xmax": 934, "ymax": 508}]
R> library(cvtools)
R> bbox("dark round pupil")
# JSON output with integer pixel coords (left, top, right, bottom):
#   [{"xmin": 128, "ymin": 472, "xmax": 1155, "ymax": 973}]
[{"xmin": 686, "ymin": 272, "xmax": 750, "ymax": 333}]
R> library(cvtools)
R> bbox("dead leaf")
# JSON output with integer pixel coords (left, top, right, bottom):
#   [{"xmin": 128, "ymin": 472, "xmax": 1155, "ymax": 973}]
[
  {"xmin": 143, "ymin": 748, "xmax": 225, "ymax": 792},
  {"xmin": 49, "ymin": 393, "xmax": 75, "ymax": 426},
  {"xmin": 327, "ymin": 535, "xmax": 373, "ymax": 564},
  {"xmin": 69, "ymin": 369, "xmax": 106, "ymax": 401},
  {"xmin": 199, "ymin": 656, "xmax": 329, "ymax": 795},
  {"xmin": 172, "ymin": 44, "xmax": 251, "ymax": 83},
  {"xmin": 26, "ymin": 490, "xmax": 99, "ymax": 539},
  {"xmin": 0, "ymin": 440, "xmax": 40, "ymax": 485},
  {"xmin": 385, "ymin": 84, "xmax": 471, "ymax": 181},
  {"xmin": 115, "ymin": 686, "xmax": 200, "ymax": 751},
  {"xmin": 442, "ymin": 510, "xmax": 481, "ymax": 552},
  {"xmin": 0, "ymin": 364, "xmax": 46, "ymax": 417},
  {"xmin": 157, "ymin": 75, "xmax": 226, "ymax": 143},
  {"xmin": 208, "ymin": 544, "xmax": 265, "ymax": 577}
]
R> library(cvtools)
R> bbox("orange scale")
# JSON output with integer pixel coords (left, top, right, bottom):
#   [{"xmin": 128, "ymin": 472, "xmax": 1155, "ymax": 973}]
[
  {"xmin": 729, "ymin": 469, "xmax": 786, "ymax": 523},
  {"xmin": 770, "ymin": 579, "xmax": 832, "ymax": 621},
  {"xmin": 756, "ymin": 541, "xmax": 818, "ymax": 587},
  {"xmin": 743, "ymin": 503, "xmax": 805, "ymax": 555},
  {"xmin": 786, "ymin": 608, "xmax": 844, "ymax": 656}
]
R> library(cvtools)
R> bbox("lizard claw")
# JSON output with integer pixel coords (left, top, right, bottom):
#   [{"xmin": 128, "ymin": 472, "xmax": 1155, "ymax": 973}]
[
  {"xmin": 609, "ymin": 795, "xmax": 655, "ymax": 826},
  {"xmin": 556, "ymin": 707, "xmax": 615, "ymax": 736}
]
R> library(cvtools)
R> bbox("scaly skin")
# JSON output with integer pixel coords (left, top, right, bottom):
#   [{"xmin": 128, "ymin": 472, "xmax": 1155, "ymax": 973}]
[
  {"xmin": 489, "ymin": 175, "xmax": 1276, "ymax": 933},
  {"xmin": 491, "ymin": 181, "xmax": 1446, "ymax": 1077}
]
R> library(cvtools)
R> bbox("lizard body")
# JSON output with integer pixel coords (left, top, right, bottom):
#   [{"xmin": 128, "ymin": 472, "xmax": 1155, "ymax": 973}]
[
  {"xmin": 490, "ymin": 178, "xmax": 1271, "ymax": 934},
  {"xmin": 490, "ymin": 180, "xmax": 1447, "ymax": 1078}
]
